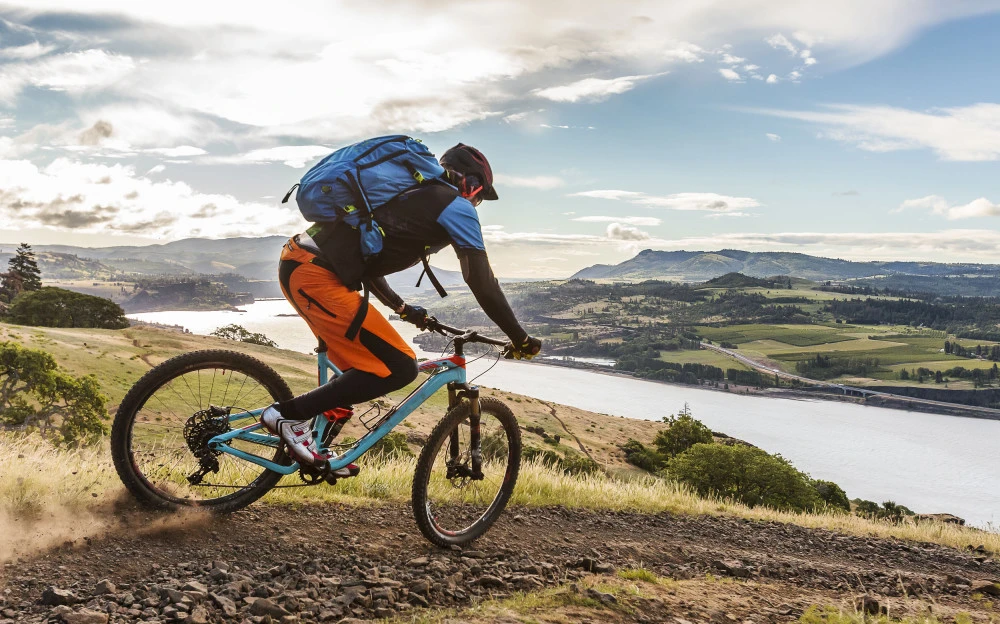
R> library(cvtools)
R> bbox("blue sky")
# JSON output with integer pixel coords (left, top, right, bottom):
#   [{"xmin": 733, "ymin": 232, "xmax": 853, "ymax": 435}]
[{"xmin": 1, "ymin": 1, "xmax": 999, "ymax": 277}]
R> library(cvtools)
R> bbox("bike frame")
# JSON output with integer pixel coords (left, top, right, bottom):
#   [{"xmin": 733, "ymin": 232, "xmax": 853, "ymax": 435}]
[{"xmin": 206, "ymin": 351, "xmax": 472, "ymax": 475}]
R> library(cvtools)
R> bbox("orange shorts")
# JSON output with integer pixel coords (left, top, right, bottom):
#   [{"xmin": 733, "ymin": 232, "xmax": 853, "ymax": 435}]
[{"xmin": 278, "ymin": 237, "xmax": 415, "ymax": 378}]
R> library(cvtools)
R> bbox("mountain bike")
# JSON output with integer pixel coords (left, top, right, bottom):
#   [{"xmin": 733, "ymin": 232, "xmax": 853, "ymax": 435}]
[{"xmin": 110, "ymin": 321, "xmax": 521, "ymax": 546}]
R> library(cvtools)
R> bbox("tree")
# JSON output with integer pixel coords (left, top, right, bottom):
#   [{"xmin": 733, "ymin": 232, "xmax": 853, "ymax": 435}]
[
  {"xmin": 7, "ymin": 288, "xmax": 128, "ymax": 329},
  {"xmin": 667, "ymin": 443, "xmax": 822, "ymax": 511},
  {"xmin": 654, "ymin": 407, "xmax": 713, "ymax": 459},
  {"xmin": 2, "ymin": 244, "xmax": 44, "ymax": 303},
  {"xmin": 0, "ymin": 342, "xmax": 108, "ymax": 445},
  {"xmin": 811, "ymin": 479, "xmax": 851, "ymax": 512},
  {"xmin": 210, "ymin": 324, "xmax": 278, "ymax": 347}
]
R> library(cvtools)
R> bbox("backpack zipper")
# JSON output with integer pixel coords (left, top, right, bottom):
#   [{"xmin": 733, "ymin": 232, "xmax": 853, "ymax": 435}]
[{"xmin": 297, "ymin": 288, "xmax": 338, "ymax": 319}]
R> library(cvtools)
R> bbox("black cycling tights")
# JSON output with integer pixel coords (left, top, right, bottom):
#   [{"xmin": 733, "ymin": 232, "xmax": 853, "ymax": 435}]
[{"xmin": 278, "ymin": 327, "xmax": 418, "ymax": 420}]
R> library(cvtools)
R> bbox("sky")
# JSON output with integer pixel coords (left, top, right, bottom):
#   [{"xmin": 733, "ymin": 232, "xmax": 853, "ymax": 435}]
[{"xmin": 1, "ymin": 1, "xmax": 1000, "ymax": 277}]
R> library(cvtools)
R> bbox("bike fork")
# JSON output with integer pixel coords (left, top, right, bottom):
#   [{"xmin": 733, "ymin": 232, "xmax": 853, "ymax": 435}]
[{"xmin": 447, "ymin": 382, "xmax": 483, "ymax": 480}]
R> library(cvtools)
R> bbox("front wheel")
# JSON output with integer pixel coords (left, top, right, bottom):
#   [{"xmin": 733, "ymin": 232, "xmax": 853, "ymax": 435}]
[
  {"xmin": 411, "ymin": 397, "xmax": 521, "ymax": 547},
  {"xmin": 110, "ymin": 349, "xmax": 293, "ymax": 512}
]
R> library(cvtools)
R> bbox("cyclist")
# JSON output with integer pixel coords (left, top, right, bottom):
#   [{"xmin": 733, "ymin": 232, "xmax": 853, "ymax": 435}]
[{"xmin": 263, "ymin": 143, "xmax": 542, "ymax": 470}]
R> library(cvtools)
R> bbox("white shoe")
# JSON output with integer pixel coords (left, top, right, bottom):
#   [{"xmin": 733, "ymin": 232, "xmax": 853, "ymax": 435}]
[{"xmin": 260, "ymin": 405, "xmax": 328, "ymax": 467}]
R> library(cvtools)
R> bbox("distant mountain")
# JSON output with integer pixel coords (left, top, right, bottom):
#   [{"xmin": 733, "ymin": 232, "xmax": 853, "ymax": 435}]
[
  {"xmin": 570, "ymin": 249, "xmax": 1000, "ymax": 282},
  {"xmin": 2, "ymin": 237, "xmax": 469, "ymax": 297}
]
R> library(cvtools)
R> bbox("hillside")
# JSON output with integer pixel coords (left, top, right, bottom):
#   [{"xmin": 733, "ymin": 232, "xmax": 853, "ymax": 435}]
[
  {"xmin": 2, "ymin": 324, "xmax": 999, "ymax": 622},
  {"xmin": 572, "ymin": 248, "xmax": 1000, "ymax": 284}
]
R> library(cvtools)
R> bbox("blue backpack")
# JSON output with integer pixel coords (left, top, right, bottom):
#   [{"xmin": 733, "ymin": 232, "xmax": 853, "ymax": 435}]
[
  {"xmin": 282, "ymin": 135, "xmax": 446, "ymax": 261},
  {"xmin": 281, "ymin": 135, "xmax": 451, "ymax": 339}
]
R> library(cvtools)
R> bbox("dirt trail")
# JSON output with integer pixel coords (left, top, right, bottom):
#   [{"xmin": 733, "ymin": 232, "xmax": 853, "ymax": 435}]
[
  {"xmin": 543, "ymin": 401, "xmax": 596, "ymax": 463},
  {"xmin": 1, "ymin": 503, "xmax": 998, "ymax": 623}
]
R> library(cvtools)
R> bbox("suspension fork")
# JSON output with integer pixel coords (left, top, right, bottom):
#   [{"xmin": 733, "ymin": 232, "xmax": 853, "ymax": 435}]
[{"xmin": 447, "ymin": 382, "xmax": 484, "ymax": 480}]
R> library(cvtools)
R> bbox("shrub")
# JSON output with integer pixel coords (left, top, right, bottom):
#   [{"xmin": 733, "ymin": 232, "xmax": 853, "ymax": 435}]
[
  {"xmin": 211, "ymin": 324, "xmax": 278, "ymax": 347},
  {"xmin": 0, "ymin": 342, "xmax": 108, "ymax": 445},
  {"xmin": 559, "ymin": 451, "xmax": 601, "ymax": 476},
  {"xmin": 653, "ymin": 411, "xmax": 713, "ymax": 458},
  {"xmin": 7, "ymin": 287, "xmax": 128, "ymax": 329},
  {"xmin": 523, "ymin": 445, "xmax": 600, "ymax": 476},
  {"xmin": 811, "ymin": 479, "xmax": 851, "ymax": 512},
  {"xmin": 620, "ymin": 439, "xmax": 666, "ymax": 472},
  {"xmin": 852, "ymin": 499, "xmax": 915, "ymax": 523},
  {"xmin": 667, "ymin": 443, "xmax": 821, "ymax": 512},
  {"xmin": 367, "ymin": 431, "xmax": 413, "ymax": 460}
]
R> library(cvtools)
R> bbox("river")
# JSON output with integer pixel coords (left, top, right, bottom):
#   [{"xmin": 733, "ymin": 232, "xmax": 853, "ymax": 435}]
[{"xmin": 130, "ymin": 300, "xmax": 1000, "ymax": 529}]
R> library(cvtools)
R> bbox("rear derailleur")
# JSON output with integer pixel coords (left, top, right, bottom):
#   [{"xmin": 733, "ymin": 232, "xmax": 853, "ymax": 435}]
[{"xmin": 184, "ymin": 405, "xmax": 231, "ymax": 485}]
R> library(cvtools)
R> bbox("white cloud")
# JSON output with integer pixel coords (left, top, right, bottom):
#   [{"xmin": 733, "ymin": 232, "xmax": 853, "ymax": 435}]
[
  {"xmin": 720, "ymin": 53, "xmax": 746, "ymax": 65},
  {"xmin": 0, "ymin": 50, "xmax": 135, "ymax": 103},
  {"xmin": 493, "ymin": 175, "xmax": 566, "ymax": 190},
  {"xmin": 533, "ymin": 73, "xmax": 664, "ymax": 103},
  {"xmin": 792, "ymin": 31, "xmax": 821, "ymax": 48},
  {"xmin": 573, "ymin": 216, "xmax": 662, "ymax": 226},
  {"xmin": 606, "ymin": 222, "xmax": 650, "ymax": 241},
  {"xmin": 503, "ymin": 112, "xmax": 530, "ymax": 123},
  {"xmin": 74, "ymin": 105, "xmax": 223, "ymax": 151},
  {"xmin": 571, "ymin": 189, "xmax": 761, "ymax": 213},
  {"xmin": 230, "ymin": 145, "xmax": 331, "ymax": 168},
  {"xmin": 145, "ymin": 146, "xmax": 208, "ymax": 158},
  {"xmin": 146, "ymin": 164, "xmax": 166, "ymax": 175},
  {"xmin": 766, "ymin": 74, "xmax": 779, "ymax": 84},
  {"xmin": 788, "ymin": 70, "xmax": 802, "ymax": 81},
  {"xmin": 766, "ymin": 34, "xmax": 798, "ymax": 54},
  {"xmin": 766, "ymin": 133, "xmax": 782, "ymax": 142},
  {"xmin": 744, "ymin": 64, "xmax": 760, "ymax": 71},
  {"xmin": 897, "ymin": 195, "xmax": 1000, "ymax": 220},
  {"xmin": 705, "ymin": 211, "xmax": 753, "ymax": 219},
  {"xmin": 719, "ymin": 68, "xmax": 741, "ymax": 81},
  {"xmin": 804, "ymin": 57, "xmax": 818, "ymax": 66},
  {"xmin": 0, "ymin": 1, "xmax": 986, "ymax": 145},
  {"xmin": 0, "ymin": 42, "xmax": 57, "ymax": 60},
  {"xmin": 751, "ymin": 103, "xmax": 1000, "ymax": 161},
  {"xmin": 0, "ymin": 158, "xmax": 304, "ymax": 238}
]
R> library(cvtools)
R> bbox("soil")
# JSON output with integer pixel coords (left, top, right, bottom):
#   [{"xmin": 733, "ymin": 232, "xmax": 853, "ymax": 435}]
[{"xmin": 2, "ymin": 502, "xmax": 998, "ymax": 623}]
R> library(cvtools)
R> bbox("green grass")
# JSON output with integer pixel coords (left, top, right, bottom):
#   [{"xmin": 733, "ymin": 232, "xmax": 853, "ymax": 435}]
[
  {"xmin": 657, "ymin": 348, "xmax": 751, "ymax": 370},
  {"xmin": 698, "ymin": 324, "xmax": 857, "ymax": 347}
]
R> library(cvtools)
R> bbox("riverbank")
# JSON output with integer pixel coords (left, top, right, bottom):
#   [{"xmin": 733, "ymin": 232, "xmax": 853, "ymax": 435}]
[{"xmin": 528, "ymin": 355, "xmax": 1000, "ymax": 422}]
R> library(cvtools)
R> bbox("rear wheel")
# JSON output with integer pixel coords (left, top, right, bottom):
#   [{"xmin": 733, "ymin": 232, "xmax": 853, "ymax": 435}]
[
  {"xmin": 411, "ymin": 397, "xmax": 521, "ymax": 546},
  {"xmin": 110, "ymin": 350, "xmax": 292, "ymax": 512}
]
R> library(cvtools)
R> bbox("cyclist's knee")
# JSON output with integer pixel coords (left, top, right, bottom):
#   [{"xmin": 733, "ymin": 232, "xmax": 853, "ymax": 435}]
[{"xmin": 390, "ymin": 357, "xmax": 418, "ymax": 388}]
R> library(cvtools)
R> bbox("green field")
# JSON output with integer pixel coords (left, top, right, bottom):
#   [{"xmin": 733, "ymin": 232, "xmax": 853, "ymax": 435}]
[
  {"xmin": 657, "ymin": 348, "xmax": 751, "ymax": 371},
  {"xmin": 695, "ymin": 322, "xmax": 999, "ymax": 386},
  {"xmin": 698, "ymin": 324, "xmax": 857, "ymax": 346}
]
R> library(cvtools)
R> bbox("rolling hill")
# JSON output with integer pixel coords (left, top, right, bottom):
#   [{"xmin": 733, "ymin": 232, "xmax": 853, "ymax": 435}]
[{"xmin": 572, "ymin": 249, "xmax": 1000, "ymax": 283}]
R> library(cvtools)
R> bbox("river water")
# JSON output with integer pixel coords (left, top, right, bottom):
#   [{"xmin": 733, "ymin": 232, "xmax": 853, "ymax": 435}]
[{"xmin": 130, "ymin": 300, "xmax": 1000, "ymax": 529}]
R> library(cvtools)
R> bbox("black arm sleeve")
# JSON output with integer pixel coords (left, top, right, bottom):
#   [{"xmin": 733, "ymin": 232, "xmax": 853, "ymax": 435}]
[
  {"xmin": 459, "ymin": 250, "xmax": 526, "ymax": 342},
  {"xmin": 364, "ymin": 275, "xmax": 405, "ymax": 312}
]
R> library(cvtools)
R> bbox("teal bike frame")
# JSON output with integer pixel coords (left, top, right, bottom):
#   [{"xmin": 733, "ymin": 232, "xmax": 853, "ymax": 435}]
[{"xmin": 205, "ymin": 350, "xmax": 471, "ymax": 475}]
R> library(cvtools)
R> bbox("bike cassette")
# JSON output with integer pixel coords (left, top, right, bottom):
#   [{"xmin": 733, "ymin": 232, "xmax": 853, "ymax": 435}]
[{"xmin": 183, "ymin": 406, "xmax": 230, "ymax": 485}]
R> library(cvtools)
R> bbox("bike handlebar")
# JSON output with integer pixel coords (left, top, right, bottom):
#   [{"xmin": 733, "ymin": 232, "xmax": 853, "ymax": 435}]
[{"xmin": 425, "ymin": 318, "xmax": 508, "ymax": 347}]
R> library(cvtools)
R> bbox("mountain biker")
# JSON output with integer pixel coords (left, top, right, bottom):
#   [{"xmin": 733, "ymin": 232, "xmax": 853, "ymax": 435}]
[{"xmin": 262, "ymin": 142, "xmax": 542, "ymax": 471}]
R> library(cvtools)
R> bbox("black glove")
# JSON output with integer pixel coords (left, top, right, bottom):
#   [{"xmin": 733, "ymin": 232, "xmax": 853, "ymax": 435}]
[
  {"xmin": 505, "ymin": 335, "xmax": 542, "ymax": 360},
  {"xmin": 399, "ymin": 304, "xmax": 431, "ymax": 330}
]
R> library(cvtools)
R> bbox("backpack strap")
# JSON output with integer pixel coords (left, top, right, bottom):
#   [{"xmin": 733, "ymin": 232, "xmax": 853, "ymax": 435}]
[
  {"xmin": 416, "ymin": 253, "xmax": 448, "ymax": 298},
  {"xmin": 345, "ymin": 284, "xmax": 369, "ymax": 341}
]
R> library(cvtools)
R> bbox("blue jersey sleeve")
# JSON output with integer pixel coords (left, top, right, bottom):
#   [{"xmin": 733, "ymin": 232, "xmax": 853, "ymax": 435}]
[{"xmin": 436, "ymin": 196, "xmax": 486, "ymax": 252}]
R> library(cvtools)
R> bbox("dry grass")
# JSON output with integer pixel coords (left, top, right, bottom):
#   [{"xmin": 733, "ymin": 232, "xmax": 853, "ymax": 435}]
[{"xmin": 1, "ymin": 433, "xmax": 996, "ymax": 564}]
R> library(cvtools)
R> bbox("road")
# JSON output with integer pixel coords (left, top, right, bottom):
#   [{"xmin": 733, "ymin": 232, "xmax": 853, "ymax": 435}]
[{"xmin": 701, "ymin": 342, "xmax": 1000, "ymax": 418}]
